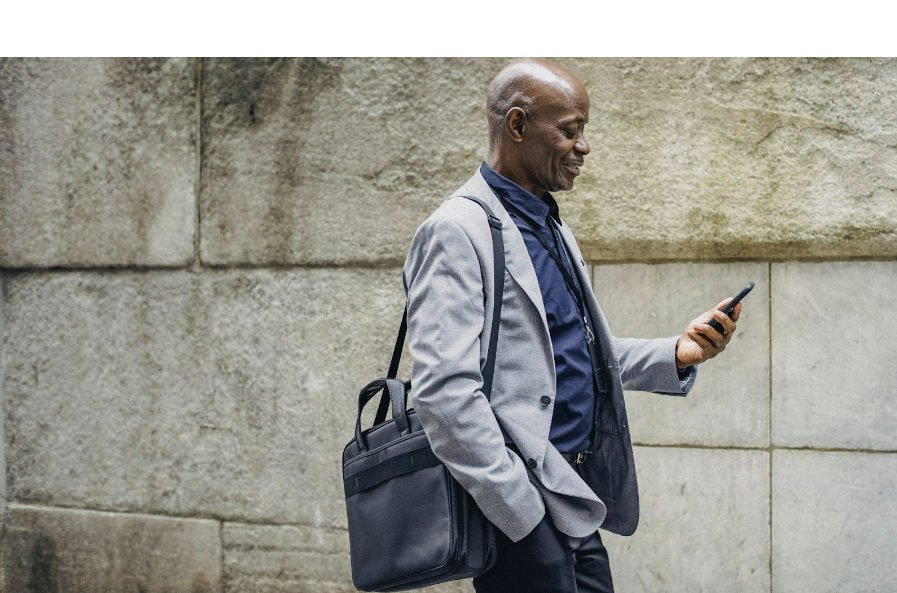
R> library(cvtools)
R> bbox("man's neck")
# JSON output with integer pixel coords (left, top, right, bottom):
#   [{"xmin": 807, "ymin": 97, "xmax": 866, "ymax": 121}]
[{"xmin": 484, "ymin": 160, "xmax": 545, "ymax": 202}]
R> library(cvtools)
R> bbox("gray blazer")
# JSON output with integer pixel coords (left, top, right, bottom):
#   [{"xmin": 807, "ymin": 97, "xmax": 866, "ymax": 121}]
[{"xmin": 403, "ymin": 168, "xmax": 692, "ymax": 543}]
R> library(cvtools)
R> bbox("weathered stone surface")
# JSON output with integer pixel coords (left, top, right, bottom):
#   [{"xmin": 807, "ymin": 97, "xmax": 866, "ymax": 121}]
[
  {"xmin": 200, "ymin": 58, "xmax": 897, "ymax": 265},
  {"xmin": 771, "ymin": 262, "xmax": 897, "ymax": 449},
  {"xmin": 561, "ymin": 57, "xmax": 897, "ymax": 261},
  {"xmin": 0, "ymin": 504, "xmax": 220, "ymax": 592},
  {"xmin": 222, "ymin": 522, "xmax": 353, "ymax": 593},
  {"xmin": 0, "ymin": 58, "xmax": 196, "ymax": 267},
  {"xmin": 772, "ymin": 450, "xmax": 897, "ymax": 592},
  {"xmin": 602, "ymin": 446, "xmax": 770, "ymax": 593},
  {"xmin": 199, "ymin": 57, "xmax": 504, "ymax": 266},
  {"xmin": 4, "ymin": 57, "xmax": 895, "ymax": 268},
  {"xmin": 594, "ymin": 262, "xmax": 770, "ymax": 447},
  {"xmin": 0, "ymin": 274, "xmax": 6, "ymax": 505},
  {"xmin": 222, "ymin": 522, "xmax": 473, "ymax": 593},
  {"xmin": 2, "ymin": 268, "xmax": 406, "ymax": 526}
]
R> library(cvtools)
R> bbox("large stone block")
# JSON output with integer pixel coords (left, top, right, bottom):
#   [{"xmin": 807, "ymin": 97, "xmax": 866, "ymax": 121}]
[
  {"xmin": 222, "ymin": 522, "xmax": 473, "ymax": 593},
  {"xmin": 199, "ymin": 57, "xmax": 504, "ymax": 266},
  {"xmin": 594, "ymin": 262, "xmax": 770, "ymax": 447},
  {"xmin": 561, "ymin": 57, "xmax": 897, "ymax": 261},
  {"xmin": 0, "ymin": 504, "xmax": 220, "ymax": 592},
  {"xmin": 200, "ymin": 58, "xmax": 897, "ymax": 265},
  {"xmin": 602, "ymin": 446, "xmax": 770, "ymax": 593},
  {"xmin": 4, "ymin": 58, "xmax": 896, "ymax": 267},
  {"xmin": 771, "ymin": 262, "xmax": 897, "ymax": 449},
  {"xmin": 772, "ymin": 450, "xmax": 897, "ymax": 592},
  {"xmin": 0, "ymin": 58, "xmax": 196, "ymax": 267},
  {"xmin": 2, "ymin": 268, "xmax": 407, "ymax": 526}
]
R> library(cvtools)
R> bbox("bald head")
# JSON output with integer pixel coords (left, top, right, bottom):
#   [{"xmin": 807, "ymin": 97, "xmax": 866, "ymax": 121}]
[{"xmin": 487, "ymin": 58, "xmax": 587, "ymax": 143}]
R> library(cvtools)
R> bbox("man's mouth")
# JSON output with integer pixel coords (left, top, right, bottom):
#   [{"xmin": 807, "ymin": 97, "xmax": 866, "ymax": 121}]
[{"xmin": 562, "ymin": 160, "xmax": 582, "ymax": 175}]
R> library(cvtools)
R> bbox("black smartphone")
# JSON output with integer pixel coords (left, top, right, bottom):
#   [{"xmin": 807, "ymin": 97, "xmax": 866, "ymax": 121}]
[{"xmin": 707, "ymin": 282, "xmax": 754, "ymax": 333}]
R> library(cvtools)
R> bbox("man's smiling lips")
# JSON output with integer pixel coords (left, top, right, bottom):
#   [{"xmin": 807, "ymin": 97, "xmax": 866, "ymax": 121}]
[{"xmin": 562, "ymin": 160, "xmax": 582, "ymax": 176}]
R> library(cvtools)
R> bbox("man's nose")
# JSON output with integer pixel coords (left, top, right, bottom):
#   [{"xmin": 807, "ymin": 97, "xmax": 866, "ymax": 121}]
[{"xmin": 576, "ymin": 132, "xmax": 590, "ymax": 155}]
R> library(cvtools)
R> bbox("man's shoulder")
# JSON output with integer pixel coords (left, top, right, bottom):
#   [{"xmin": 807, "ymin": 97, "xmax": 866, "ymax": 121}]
[
  {"xmin": 408, "ymin": 199, "xmax": 488, "ymax": 263},
  {"xmin": 425, "ymin": 195, "xmax": 489, "ymax": 229},
  {"xmin": 415, "ymin": 172, "xmax": 497, "ymax": 240}
]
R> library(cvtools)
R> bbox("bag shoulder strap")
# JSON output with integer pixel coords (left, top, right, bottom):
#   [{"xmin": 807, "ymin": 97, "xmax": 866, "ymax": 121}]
[{"xmin": 374, "ymin": 195, "xmax": 505, "ymax": 425}]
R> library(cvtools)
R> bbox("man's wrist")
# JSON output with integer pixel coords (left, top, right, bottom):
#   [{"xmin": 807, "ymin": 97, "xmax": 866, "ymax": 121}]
[{"xmin": 675, "ymin": 336, "xmax": 688, "ymax": 370}]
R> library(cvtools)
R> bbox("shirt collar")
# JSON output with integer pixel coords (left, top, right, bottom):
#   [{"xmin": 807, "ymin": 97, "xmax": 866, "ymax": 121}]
[{"xmin": 480, "ymin": 162, "xmax": 562, "ymax": 226}]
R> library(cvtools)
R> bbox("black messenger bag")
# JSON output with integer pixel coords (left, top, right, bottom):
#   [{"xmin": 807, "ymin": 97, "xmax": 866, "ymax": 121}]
[{"xmin": 342, "ymin": 196, "xmax": 506, "ymax": 591}]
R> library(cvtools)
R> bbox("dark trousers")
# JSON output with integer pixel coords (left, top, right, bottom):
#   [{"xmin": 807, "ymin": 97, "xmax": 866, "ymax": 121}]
[{"xmin": 472, "ymin": 498, "xmax": 614, "ymax": 593}]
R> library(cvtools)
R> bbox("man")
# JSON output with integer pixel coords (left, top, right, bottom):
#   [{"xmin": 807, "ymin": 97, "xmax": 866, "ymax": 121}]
[{"xmin": 402, "ymin": 58, "xmax": 741, "ymax": 593}]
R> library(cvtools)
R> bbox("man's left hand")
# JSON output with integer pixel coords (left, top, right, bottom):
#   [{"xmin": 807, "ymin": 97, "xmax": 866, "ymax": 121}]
[{"xmin": 675, "ymin": 299, "xmax": 742, "ymax": 369}]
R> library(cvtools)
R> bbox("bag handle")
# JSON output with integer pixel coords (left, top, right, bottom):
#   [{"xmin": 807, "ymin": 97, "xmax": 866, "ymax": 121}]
[
  {"xmin": 355, "ymin": 378, "xmax": 410, "ymax": 452},
  {"xmin": 369, "ymin": 195, "xmax": 505, "ymax": 430}
]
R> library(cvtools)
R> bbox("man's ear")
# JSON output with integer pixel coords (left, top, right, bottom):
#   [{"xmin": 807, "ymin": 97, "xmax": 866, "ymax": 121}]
[{"xmin": 504, "ymin": 107, "xmax": 526, "ymax": 142}]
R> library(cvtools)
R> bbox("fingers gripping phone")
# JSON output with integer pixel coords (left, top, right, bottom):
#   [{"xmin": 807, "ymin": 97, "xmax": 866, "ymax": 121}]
[{"xmin": 707, "ymin": 282, "xmax": 754, "ymax": 333}]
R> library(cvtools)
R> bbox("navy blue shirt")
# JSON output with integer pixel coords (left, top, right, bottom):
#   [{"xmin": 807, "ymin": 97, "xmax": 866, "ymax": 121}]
[{"xmin": 480, "ymin": 162, "xmax": 602, "ymax": 453}]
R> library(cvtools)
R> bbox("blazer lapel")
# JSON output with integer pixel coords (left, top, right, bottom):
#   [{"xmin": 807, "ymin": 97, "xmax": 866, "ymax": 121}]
[{"xmin": 454, "ymin": 169, "xmax": 550, "ymax": 336}]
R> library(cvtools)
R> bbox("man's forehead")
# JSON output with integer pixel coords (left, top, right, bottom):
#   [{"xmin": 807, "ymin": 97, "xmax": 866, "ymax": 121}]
[{"xmin": 539, "ymin": 91, "xmax": 590, "ymax": 122}]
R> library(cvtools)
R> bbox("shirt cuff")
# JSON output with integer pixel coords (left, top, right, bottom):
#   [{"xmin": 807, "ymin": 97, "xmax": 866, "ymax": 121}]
[{"xmin": 676, "ymin": 365, "xmax": 697, "ymax": 394}]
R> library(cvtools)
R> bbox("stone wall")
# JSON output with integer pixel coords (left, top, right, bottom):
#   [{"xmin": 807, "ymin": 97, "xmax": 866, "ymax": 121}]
[{"xmin": 1, "ymin": 58, "xmax": 894, "ymax": 593}]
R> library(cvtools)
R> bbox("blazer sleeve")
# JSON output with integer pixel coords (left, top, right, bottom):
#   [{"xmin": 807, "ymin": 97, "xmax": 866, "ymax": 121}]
[
  {"xmin": 404, "ymin": 214, "xmax": 545, "ymax": 543},
  {"xmin": 612, "ymin": 335, "xmax": 697, "ymax": 396}
]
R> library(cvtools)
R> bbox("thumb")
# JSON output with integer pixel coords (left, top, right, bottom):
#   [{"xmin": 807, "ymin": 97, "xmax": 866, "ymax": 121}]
[{"xmin": 713, "ymin": 297, "xmax": 733, "ymax": 311}]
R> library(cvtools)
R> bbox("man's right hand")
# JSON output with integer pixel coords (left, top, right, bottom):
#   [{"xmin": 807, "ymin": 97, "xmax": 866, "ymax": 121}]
[{"xmin": 675, "ymin": 298, "xmax": 742, "ymax": 369}]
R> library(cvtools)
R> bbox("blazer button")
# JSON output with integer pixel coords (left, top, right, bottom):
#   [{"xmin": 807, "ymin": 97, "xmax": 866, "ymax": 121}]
[
  {"xmin": 540, "ymin": 396, "xmax": 551, "ymax": 407},
  {"xmin": 528, "ymin": 458, "xmax": 537, "ymax": 469}
]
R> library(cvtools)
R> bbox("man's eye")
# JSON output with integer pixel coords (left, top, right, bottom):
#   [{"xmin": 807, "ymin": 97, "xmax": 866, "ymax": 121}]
[{"xmin": 563, "ymin": 129, "xmax": 576, "ymax": 138}]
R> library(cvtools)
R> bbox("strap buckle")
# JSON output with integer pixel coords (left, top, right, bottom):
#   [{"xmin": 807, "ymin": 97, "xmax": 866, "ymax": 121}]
[
  {"xmin": 487, "ymin": 215, "xmax": 503, "ymax": 229},
  {"xmin": 574, "ymin": 451, "xmax": 589, "ymax": 464}
]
